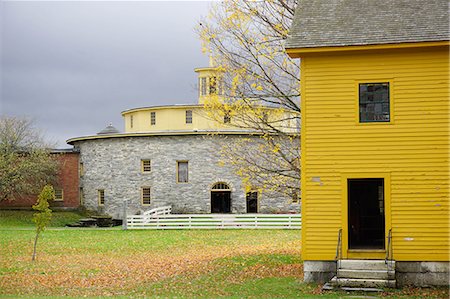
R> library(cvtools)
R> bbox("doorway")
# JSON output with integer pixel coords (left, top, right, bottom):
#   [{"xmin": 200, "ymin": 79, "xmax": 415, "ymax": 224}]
[
  {"xmin": 211, "ymin": 182, "xmax": 231, "ymax": 213},
  {"xmin": 246, "ymin": 191, "xmax": 258, "ymax": 213},
  {"xmin": 348, "ymin": 178, "xmax": 385, "ymax": 250}
]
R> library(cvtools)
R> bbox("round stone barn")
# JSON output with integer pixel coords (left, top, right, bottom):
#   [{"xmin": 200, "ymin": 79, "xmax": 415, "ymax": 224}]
[{"xmin": 67, "ymin": 67, "xmax": 300, "ymax": 218}]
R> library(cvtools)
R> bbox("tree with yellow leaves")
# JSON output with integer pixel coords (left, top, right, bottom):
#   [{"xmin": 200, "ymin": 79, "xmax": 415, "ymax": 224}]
[{"xmin": 198, "ymin": 0, "xmax": 300, "ymax": 201}]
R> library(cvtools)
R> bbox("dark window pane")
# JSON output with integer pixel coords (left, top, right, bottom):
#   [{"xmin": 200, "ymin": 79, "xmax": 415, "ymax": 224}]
[
  {"xmin": 359, "ymin": 83, "xmax": 390, "ymax": 122},
  {"xmin": 177, "ymin": 161, "xmax": 188, "ymax": 183}
]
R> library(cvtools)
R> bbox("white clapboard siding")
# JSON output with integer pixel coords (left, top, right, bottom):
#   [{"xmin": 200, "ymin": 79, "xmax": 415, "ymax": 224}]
[{"xmin": 126, "ymin": 214, "xmax": 301, "ymax": 230}]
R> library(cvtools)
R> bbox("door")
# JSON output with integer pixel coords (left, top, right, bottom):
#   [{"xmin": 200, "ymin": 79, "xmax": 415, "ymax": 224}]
[
  {"xmin": 246, "ymin": 192, "xmax": 258, "ymax": 213},
  {"xmin": 211, "ymin": 191, "xmax": 231, "ymax": 213},
  {"xmin": 348, "ymin": 178, "xmax": 385, "ymax": 249}
]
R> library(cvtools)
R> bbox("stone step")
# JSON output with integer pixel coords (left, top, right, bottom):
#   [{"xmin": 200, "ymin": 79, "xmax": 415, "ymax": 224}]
[
  {"xmin": 338, "ymin": 269, "xmax": 395, "ymax": 280},
  {"xmin": 331, "ymin": 276, "xmax": 396, "ymax": 288},
  {"xmin": 339, "ymin": 259, "xmax": 395, "ymax": 271},
  {"xmin": 322, "ymin": 283, "xmax": 384, "ymax": 292}
]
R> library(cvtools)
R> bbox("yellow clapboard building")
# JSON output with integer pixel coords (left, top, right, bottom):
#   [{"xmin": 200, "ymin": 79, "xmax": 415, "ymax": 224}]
[{"xmin": 286, "ymin": 0, "xmax": 449, "ymax": 287}]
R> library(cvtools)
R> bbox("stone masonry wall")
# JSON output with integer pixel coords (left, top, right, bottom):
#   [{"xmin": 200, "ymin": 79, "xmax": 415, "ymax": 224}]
[{"xmin": 75, "ymin": 135, "xmax": 300, "ymax": 218}]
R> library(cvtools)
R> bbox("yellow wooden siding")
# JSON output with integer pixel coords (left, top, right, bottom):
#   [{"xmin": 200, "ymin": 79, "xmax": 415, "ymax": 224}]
[
  {"xmin": 123, "ymin": 106, "xmax": 299, "ymax": 134},
  {"xmin": 123, "ymin": 107, "xmax": 220, "ymax": 132},
  {"xmin": 301, "ymin": 46, "xmax": 449, "ymax": 262}
]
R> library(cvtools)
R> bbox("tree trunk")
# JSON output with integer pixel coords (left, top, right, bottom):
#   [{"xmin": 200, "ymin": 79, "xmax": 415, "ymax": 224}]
[{"xmin": 31, "ymin": 231, "xmax": 40, "ymax": 261}]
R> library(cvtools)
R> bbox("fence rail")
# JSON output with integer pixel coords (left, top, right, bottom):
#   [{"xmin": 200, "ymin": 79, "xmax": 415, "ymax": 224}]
[
  {"xmin": 126, "ymin": 214, "xmax": 301, "ymax": 230},
  {"xmin": 143, "ymin": 206, "xmax": 172, "ymax": 216}
]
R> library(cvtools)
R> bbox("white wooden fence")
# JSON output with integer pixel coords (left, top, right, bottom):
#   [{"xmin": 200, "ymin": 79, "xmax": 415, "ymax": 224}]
[
  {"xmin": 126, "ymin": 213, "xmax": 301, "ymax": 230},
  {"xmin": 143, "ymin": 206, "xmax": 172, "ymax": 217}
]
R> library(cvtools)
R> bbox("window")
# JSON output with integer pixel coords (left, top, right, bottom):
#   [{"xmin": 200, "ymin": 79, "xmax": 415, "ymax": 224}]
[
  {"xmin": 130, "ymin": 115, "xmax": 134, "ymax": 128},
  {"xmin": 246, "ymin": 191, "xmax": 258, "ymax": 213},
  {"xmin": 201, "ymin": 77, "xmax": 207, "ymax": 96},
  {"xmin": 54, "ymin": 189, "xmax": 63, "ymax": 201},
  {"xmin": 79, "ymin": 187, "xmax": 84, "ymax": 205},
  {"xmin": 262, "ymin": 111, "xmax": 268, "ymax": 123},
  {"xmin": 98, "ymin": 189, "xmax": 105, "ymax": 206},
  {"xmin": 141, "ymin": 159, "xmax": 151, "ymax": 173},
  {"xmin": 185, "ymin": 110, "xmax": 193, "ymax": 124},
  {"xmin": 212, "ymin": 182, "xmax": 230, "ymax": 190},
  {"xmin": 292, "ymin": 190, "xmax": 300, "ymax": 203},
  {"xmin": 218, "ymin": 80, "xmax": 223, "ymax": 96},
  {"xmin": 177, "ymin": 161, "xmax": 189, "ymax": 183},
  {"xmin": 359, "ymin": 83, "xmax": 390, "ymax": 123},
  {"xmin": 224, "ymin": 111, "xmax": 231, "ymax": 123},
  {"xmin": 150, "ymin": 111, "xmax": 156, "ymax": 125},
  {"xmin": 79, "ymin": 162, "xmax": 84, "ymax": 177},
  {"xmin": 209, "ymin": 77, "xmax": 217, "ymax": 95},
  {"xmin": 142, "ymin": 187, "xmax": 151, "ymax": 205}
]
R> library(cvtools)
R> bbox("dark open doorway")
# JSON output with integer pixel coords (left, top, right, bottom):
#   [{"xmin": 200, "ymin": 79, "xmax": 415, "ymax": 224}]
[
  {"xmin": 348, "ymin": 178, "xmax": 385, "ymax": 250},
  {"xmin": 246, "ymin": 192, "xmax": 258, "ymax": 213},
  {"xmin": 211, "ymin": 182, "xmax": 231, "ymax": 213}
]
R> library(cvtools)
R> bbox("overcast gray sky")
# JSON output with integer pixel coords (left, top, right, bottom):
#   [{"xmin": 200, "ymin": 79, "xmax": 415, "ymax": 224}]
[{"xmin": 0, "ymin": 0, "xmax": 211, "ymax": 148}]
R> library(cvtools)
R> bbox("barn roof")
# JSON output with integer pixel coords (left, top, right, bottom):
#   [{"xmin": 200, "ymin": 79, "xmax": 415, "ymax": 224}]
[{"xmin": 285, "ymin": 0, "xmax": 449, "ymax": 49}]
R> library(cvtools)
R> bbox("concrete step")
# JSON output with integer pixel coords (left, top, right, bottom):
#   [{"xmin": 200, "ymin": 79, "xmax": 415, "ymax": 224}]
[
  {"xmin": 331, "ymin": 276, "xmax": 396, "ymax": 288},
  {"xmin": 339, "ymin": 259, "xmax": 395, "ymax": 271},
  {"xmin": 338, "ymin": 269, "xmax": 395, "ymax": 280}
]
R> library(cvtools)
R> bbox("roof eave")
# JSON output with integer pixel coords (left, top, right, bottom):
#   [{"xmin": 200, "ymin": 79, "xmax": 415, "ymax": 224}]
[{"xmin": 286, "ymin": 40, "xmax": 450, "ymax": 58}]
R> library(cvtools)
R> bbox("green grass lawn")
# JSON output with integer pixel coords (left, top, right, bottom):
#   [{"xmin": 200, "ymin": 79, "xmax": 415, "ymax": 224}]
[
  {"xmin": 0, "ymin": 210, "xmax": 86, "ymax": 228},
  {"xmin": 0, "ymin": 211, "xmax": 447, "ymax": 298}
]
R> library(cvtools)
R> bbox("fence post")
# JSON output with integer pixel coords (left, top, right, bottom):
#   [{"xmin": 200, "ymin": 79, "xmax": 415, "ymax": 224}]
[{"xmin": 122, "ymin": 199, "xmax": 128, "ymax": 230}]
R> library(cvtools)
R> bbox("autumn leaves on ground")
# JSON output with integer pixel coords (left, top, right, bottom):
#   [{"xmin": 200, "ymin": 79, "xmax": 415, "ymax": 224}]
[
  {"xmin": 0, "ymin": 211, "xmax": 304, "ymax": 298},
  {"xmin": 0, "ymin": 211, "xmax": 448, "ymax": 299}
]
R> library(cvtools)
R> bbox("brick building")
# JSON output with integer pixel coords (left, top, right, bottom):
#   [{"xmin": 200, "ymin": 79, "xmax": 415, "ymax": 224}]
[{"xmin": 0, "ymin": 149, "xmax": 80, "ymax": 210}]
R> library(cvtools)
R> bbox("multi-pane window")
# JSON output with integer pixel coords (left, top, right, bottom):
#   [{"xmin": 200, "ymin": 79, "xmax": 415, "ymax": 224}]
[
  {"xmin": 79, "ymin": 187, "xmax": 84, "ymax": 205},
  {"xmin": 262, "ymin": 111, "xmax": 269, "ymax": 123},
  {"xmin": 54, "ymin": 189, "xmax": 63, "ymax": 201},
  {"xmin": 150, "ymin": 111, "xmax": 156, "ymax": 125},
  {"xmin": 79, "ymin": 162, "xmax": 84, "ymax": 177},
  {"xmin": 130, "ymin": 115, "xmax": 134, "ymax": 128},
  {"xmin": 177, "ymin": 161, "xmax": 189, "ymax": 183},
  {"xmin": 224, "ymin": 112, "xmax": 231, "ymax": 124},
  {"xmin": 142, "ymin": 187, "xmax": 151, "ymax": 205},
  {"xmin": 209, "ymin": 77, "xmax": 217, "ymax": 95},
  {"xmin": 201, "ymin": 78, "xmax": 207, "ymax": 96},
  {"xmin": 292, "ymin": 190, "xmax": 300, "ymax": 203},
  {"xmin": 359, "ymin": 83, "xmax": 390, "ymax": 123},
  {"xmin": 141, "ymin": 159, "xmax": 151, "ymax": 173},
  {"xmin": 98, "ymin": 189, "xmax": 105, "ymax": 206},
  {"xmin": 186, "ymin": 110, "xmax": 193, "ymax": 124},
  {"xmin": 217, "ymin": 80, "xmax": 223, "ymax": 96}
]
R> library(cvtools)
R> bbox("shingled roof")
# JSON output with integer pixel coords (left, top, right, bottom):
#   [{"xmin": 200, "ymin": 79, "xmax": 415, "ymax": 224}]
[{"xmin": 285, "ymin": 0, "xmax": 449, "ymax": 49}]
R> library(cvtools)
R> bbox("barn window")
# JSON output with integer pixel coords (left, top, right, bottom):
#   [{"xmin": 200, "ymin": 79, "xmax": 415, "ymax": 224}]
[
  {"xmin": 130, "ymin": 115, "xmax": 134, "ymax": 128},
  {"xmin": 359, "ymin": 82, "xmax": 390, "ymax": 123},
  {"xmin": 98, "ymin": 189, "xmax": 105, "ymax": 206},
  {"xmin": 79, "ymin": 187, "xmax": 84, "ymax": 205},
  {"xmin": 141, "ymin": 159, "xmax": 151, "ymax": 173},
  {"xmin": 142, "ymin": 187, "xmax": 151, "ymax": 205},
  {"xmin": 177, "ymin": 161, "xmax": 189, "ymax": 183},
  {"xmin": 291, "ymin": 190, "xmax": 300, "ymax": 203},
  {"xmin": 224, "ymin": 111, "xmax": 231, "ymax": 124},
  {"xmin": 211, "ymin": 182, "xmax": 230, "ymax": 190},
  {"xmin": 54, "ymin": 189, "xmax": 64, "ymax": 201},
  {"xmin": 209, "ymin": 77, "xmax": 217, "ymax": 94},
  {"xmin": 79, "ymin": 162, "xmax": 84, "ymax": 177},
  {"xmin": 186, "ymin": 110, "xmax": 193, "ymax": 124},
  {"xmin": 201, "ymin": 78, "xmax": 207, "ymax": 96},
  {"xmin": 150, "ymin": 112, "xmax": 156, "ymax": 125}
]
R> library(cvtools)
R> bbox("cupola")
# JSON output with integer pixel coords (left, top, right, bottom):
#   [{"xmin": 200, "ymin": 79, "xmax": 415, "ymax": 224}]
[
  {"xmin": 97, "ymin": 124, "xmax": 120, "ymax": 135},
  {"xmin": 194, "ymin": 58, "xmax": 223, "ymax": 104}
]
